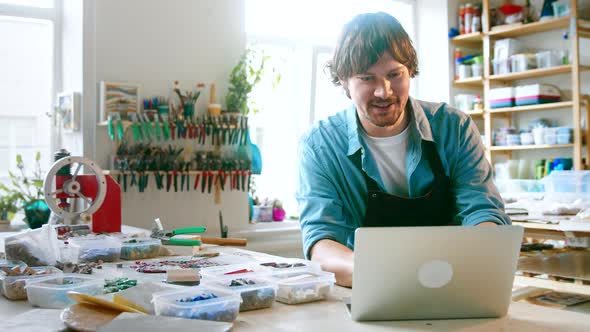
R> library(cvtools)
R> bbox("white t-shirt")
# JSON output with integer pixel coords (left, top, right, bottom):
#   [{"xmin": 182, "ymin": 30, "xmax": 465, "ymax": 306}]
[{"xmin": 361, "ymin": 126, "xmax": 410, "ymax": 196}]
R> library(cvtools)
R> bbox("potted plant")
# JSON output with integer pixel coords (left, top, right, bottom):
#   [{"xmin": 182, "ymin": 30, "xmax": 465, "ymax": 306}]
[
  {"xmin": 0, "ymin": 190, "xmax": 19, "ymax": 224},
  {"xmin": 225, "ymin": 47, "xmax": 281, "ymax": 115},
  {"xmin": 0, "ymin": 152, "xmax": 50, "ymax": 229}
]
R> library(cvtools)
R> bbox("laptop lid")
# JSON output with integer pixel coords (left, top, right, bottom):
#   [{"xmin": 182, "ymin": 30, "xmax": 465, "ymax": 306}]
[{"xmin": 350, "ymin": 225, "xmax": 523, "ymax": 321}]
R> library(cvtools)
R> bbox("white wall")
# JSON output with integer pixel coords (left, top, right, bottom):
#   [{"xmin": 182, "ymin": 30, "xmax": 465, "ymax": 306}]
[
  {"xmin": 78, "ymin": 0, "xmax": 249, "ymax": 235},
  {"xmin": 414, "ymin": 0, "xmax": 451, "ymax": 103}
]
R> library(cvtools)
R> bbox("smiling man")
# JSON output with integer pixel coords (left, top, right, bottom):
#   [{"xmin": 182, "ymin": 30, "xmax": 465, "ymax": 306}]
[{"xmin": 296, "ymin": 12, "xmax": 510, "ymax": 288}]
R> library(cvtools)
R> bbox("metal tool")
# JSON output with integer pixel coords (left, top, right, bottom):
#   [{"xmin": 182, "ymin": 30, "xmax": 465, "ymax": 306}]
[
  {"xmin": 43, "ymin": 151, "xmax": 122, "ymax": 233},
  {"xmin": 151, "ymin": 218, "xmax": 205, "ymax": 246}
]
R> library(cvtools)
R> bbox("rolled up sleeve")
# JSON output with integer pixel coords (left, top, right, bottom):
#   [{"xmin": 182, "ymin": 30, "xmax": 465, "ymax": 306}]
[
  {"xmin": 451, "ymin": 117, "xmax": 511, "ymax": 226},
  {"xmin": 296, "ymin": 139, "xmax": 354, "ymax": 259}
]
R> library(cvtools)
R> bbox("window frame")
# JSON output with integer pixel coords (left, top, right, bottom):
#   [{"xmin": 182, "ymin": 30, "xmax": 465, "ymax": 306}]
[{"xmin": 0, "ymin": 0, "xmax": 62, "ymax": 177}]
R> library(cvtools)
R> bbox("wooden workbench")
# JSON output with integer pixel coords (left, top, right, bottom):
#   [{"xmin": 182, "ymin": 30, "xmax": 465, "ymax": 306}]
[{"xmin": 1, "ymin": 246, "xmax": 590, "ymax": 331}]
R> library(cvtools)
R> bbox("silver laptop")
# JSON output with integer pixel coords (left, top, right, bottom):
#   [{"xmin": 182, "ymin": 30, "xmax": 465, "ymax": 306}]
[{"xmin": 348, "ymin": 225, "xmax": 523, "ymax": 321}]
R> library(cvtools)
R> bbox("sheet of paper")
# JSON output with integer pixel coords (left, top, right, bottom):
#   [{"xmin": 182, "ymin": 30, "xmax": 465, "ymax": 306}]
[{"xmin": 98, "ymin": 313, "xmax": 232, "ymax": 331}]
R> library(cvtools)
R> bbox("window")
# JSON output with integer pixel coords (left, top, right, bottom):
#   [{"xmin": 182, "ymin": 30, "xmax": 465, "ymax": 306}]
[
  {"xmin": 0, "ymin": 1, "xmax": 58, "ymax": 180},
  {"xmin": 245, "ymin": 0, "xmax": 415, "ymax": 216}
]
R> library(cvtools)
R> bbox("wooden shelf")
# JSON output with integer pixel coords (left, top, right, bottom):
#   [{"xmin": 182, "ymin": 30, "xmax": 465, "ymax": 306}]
[
  {"xmin": 463, "ymin": 110, "xmax": 484, "ymax": 116},
  {"xmin": 489, "ymin": 65, "xmax": 590, "ymax": 82},
  {"xmin": 98, "ymin": 120, "xmax": 132, "ymax": 127},
  {"xmin": 489, "ymin": 17, "xmax": 570, "ymax": 38},
  {"xmin": 450, "ymin": 32, "xmax": 483, "ymax": 47},
  {"xmin": 514, "ymin": 276, "xmax": 590, "ymax": 296},
  {"xmin": 488, "ymin": 101, "xmax": 574, "ymax": 114},
  {"xmin": 489, "ymin": 144, "xmax": 574, "ymax": 151},
  {"xmin": 453, "ymin": 76, "xmax": 483, "ymax": 87}
]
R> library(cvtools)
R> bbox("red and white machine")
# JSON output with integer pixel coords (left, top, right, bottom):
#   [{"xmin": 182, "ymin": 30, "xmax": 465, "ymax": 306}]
[{"xmin": 43, "ymin": 156, "xmax": 121, "ymax": 233}]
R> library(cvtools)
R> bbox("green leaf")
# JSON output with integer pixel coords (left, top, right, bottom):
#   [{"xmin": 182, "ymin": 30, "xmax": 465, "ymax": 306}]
[
  {"xmin": 35, "ymin": 151, "xmax": 41, "ymax": 161},
  {"xmin": 16, "ymin": 154, "xmax": 22, "ymax": 165},
  {"xmin": 32, "ymin": 180, "xmax": 44, "ymax": 188}
]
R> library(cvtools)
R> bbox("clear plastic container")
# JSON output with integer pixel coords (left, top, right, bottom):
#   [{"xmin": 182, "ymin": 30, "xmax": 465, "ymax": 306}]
[
  {"xmin": 270, "ymin": 270, "xmax": 335, "ymax": 305},
  {"xmin": 25, "ymin": 273, "xmax": 103, "ymax": 309},
  {"xmin": 536, "ymin": 51, "xmax": 561, "ymax": 68},
  {"xmin": 557, "ymin": 133, "xmax": 572, "ymax": 144},
  {"xmin": 492, "ymin": 58, "xmax": 511, "ymax": 75},
  {"xmin": 0, "ymin": 260, "xmax": 27, "ymax": 269},
  {"xmin": 0, "ymin": 266, "xmax": 62, "ymax": 300},
  {"xmin": 471, "ymin": 63, "xmax": 483, "ymax": 77},
  {"xmin": 69, "ymin": 235, "xmax": 122, "ymax": 263},
  {"xmin": 494, "ymin": 179, "xmax": 545, "ymax": 193},
  {"xmin": 0, "ymin": 260, "xmax": 27, "ymax": 297},
  {"xmin": 544, "ymin": 127, "xmax": 558, "ymax": 145},
  {"xmin": 120, "ymin": 238, "xmax": 161, "ymax": 260},
  {"xmin": 543, "ymin": 171, "xmax": 590, "ymax": 196},
  {"xmin": 510, "ymin": 54, "xmax": 536, "ymax": 72},
  {"xmin": 203, "ymin": 275, "xmax": 277, "ymax": 312},
  {"xmin": 153, "ymin": 286, "xmax": 241, "ymax": 322}
]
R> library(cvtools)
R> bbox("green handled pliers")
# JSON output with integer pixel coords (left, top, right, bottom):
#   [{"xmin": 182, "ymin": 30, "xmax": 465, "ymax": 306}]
[
  {"xmin": 129, "ymin": 113, "xmax": 143, "ymax": 141},
  {"xmin": 107, "ymin": 113, "xmax": 116, "ymax": 141},
  {"xmin": 151, "ymin": 218, "xmax": 206, "ymax": 246},
  {"xmin": 140, "ymin": 113, "xmax": 152, "ymax": 141},
  {"xmin": 161, "ymin": 114, "xmax": 171, "ymax": 141}
]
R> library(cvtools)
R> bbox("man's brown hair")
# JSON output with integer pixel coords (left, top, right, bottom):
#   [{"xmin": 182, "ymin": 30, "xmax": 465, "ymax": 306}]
[{"xmin": 327, "ymin": 12, "xmax": 419, "ymax": 87}]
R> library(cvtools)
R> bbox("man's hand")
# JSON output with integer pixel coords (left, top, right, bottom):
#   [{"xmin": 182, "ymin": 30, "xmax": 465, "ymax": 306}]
[
  {"xmin": 478, "ymin": 222, "xmax": 497, "ymax": 226},
  {"xmin": 310, "ymin": 239, "xmax": 354, "ymax": 288}
]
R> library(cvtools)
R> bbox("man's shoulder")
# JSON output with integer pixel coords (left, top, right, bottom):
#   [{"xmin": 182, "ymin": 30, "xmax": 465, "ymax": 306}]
[
  {"xmin": 417, "ymin": 99, "xmax": 468, "ymax": 122},
  {"xmin": 416, "ymin": 99, "xmax": 470, "ymax": 132},
  {"xmin": 300, "ymin": 109, "xmax": 349, "ymax": 147}
]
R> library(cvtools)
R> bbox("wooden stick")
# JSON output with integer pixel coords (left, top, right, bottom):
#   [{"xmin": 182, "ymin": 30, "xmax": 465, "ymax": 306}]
[
  {"xmin": 201, "ymin": 237, "xmax": 247, "ymax": 246},
  {"xmin": 209, "ymin": 83, "xmax": 216, "ymax": 104}
]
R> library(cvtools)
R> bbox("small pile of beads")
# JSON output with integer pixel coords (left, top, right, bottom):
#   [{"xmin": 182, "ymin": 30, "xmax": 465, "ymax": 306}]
[
  {"xmin": 260, "ymin": 262, "xmax": 306, "ymax": 269},
  {"xmin": 131, "ymin": 259, "xmax": 222, "ymax": 273},
  {"xmin": 104, "ymin": 278, "xmax": 137, "ymax": 293},
  {"xmin": 229, "ymin": 278, "xmax": 256, "ymax": 287},
  {"xmin": 176, "ymin": 292, "xmax": 218, "ymax": 303}
]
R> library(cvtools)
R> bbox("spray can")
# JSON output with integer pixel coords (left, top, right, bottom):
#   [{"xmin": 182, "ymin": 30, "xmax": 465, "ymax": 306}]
[
  {"xmin": 459, "ymin": 4, "xmax": 465, "ymax": 35},
  {"xmin": 465, "ymin": 3, "xmax": 473, "ymax": 34},
  {"xmin": 471, "ymin": 4, "xmax": 481, "ymax": 33}
]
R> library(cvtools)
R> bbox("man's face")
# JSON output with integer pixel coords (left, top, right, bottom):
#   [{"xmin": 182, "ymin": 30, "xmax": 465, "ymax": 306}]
[{"xmin": 344, "ymin": 52, "xmax": 410, "ymax": 137}]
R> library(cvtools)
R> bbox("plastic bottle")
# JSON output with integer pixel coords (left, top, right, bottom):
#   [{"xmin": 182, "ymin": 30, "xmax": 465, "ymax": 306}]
[
  {"xmin": 471, "ymin": 4, "xmax": 481, "ymax": 33},
  {"xmin": 454, "ymin": 48, "xmax": 463, "ymax": 81},
  {"xmin": 473, "ymin": 95, "xmax": 483, "ymax": 111},
  {"xmin": 562, "ymin": 31, "xmax": 570, "ymax": 65},
  {"xmin": 465, "ymin": 3, "xmax": 473, "ymax": 34},
  {"xmin": 459, "ymin": 4, "xmax": 465, "ymax": 35}
]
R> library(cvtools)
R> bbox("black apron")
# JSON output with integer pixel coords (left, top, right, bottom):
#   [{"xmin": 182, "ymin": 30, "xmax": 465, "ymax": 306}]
[{"xmin": 362, "ymin": 140, "xmax": 455, "ymax": 227}]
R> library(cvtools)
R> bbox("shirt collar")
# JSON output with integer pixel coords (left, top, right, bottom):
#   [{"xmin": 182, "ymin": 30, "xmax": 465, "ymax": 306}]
[{"xmin": 346, "ymin": 96, "xmax": 434, "ymax": 156}]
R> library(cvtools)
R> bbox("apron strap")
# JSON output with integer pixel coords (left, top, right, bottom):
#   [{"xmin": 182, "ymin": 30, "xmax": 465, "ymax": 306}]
[{"xmin": 422, "ymin": 140, "xmax": 446, "ymax": 178}]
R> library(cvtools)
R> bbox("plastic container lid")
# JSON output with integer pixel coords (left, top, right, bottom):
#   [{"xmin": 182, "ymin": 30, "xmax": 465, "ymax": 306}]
[{"xmin": 0, "ymin": 260, "xmax": 27, "ymax": 270}]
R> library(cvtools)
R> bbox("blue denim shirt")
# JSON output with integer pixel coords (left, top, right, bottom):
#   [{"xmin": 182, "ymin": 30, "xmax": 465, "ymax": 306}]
[{"xmin": 296, "ymin": 97, "xmax": 510, "ymax": 259}]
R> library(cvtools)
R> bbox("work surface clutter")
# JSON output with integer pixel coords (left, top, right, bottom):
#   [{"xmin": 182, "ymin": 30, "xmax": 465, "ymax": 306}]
[{"xmin": 0, "ymin": 224, "xmax": 335, "ymax": 330}]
